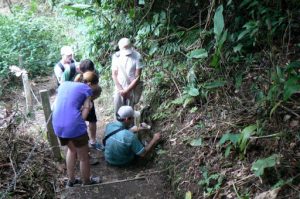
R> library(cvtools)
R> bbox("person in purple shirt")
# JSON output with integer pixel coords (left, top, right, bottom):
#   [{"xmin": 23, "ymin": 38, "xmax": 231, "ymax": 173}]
[{"xmin": 52, "ymin": 71, "xmax": 101, "ymax": 187}]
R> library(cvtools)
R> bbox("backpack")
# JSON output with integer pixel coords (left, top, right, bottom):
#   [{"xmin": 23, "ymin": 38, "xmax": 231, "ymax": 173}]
[{"xmin": 56, "ymin": 61, "xmax": 76, "ymax": 86}]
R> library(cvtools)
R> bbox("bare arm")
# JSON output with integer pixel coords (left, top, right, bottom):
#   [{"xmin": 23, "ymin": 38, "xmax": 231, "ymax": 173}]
[
  {"xmin": 123, "ymin": 68, "xmax": 142, "ymax": 94},
  {"xmin": 112, "ymin": 69, "xmax": 124, "ymax": 91},
  {"xmin": 54, "ymin": 65, "xmax": 63, "ymax": 84},
  {"xmin": 139, "ymin": 133, "xmax": 161, "ymax": 157},
  {"xmin": 81, "ymin": 97, "xmax": 92, "ymax": 120}
]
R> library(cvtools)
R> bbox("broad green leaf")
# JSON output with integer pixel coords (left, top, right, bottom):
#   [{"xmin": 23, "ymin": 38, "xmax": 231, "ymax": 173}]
[
  {"xmin": 172, "ymin": 97, "xmax": 185, "ymax": 105},
  {"xmin": 190, "ymin": 138, "xmax": 202, "ymax": 146},
  {"xmin": 283, "ymin": 77, "xmax": 300, "ymax": 101},
  {"xmin": 239, "ymin": 125, "xmax": 257, "ymax": 153},
  {"xmin": 219, "ymin": 133, "xmax": 231, "ymax": 145},
  {"xmin": 188, "ymin": 87, "xmax": 200, "ymax": 96},
  {"xmin": 187, "ymin": 49, "xmax": 208, "ymax": 59},
  {"xmin": 286, "ymin": 61, "xmax": 300, "ymax": 73},
  {"xmin": 129, "ymin": 8, "xmax": 135, "ymax": 19},
  {"xmin": 218, "ymin": 30, "xmax": 227, "ymax": 46},
  {"xmin": 251, "ymin": 154, "xmax": 279, "ymax": 176},
  {"xmin": 183, "ymin": 97, "xmax": 195, "ymax": 107},
  {"xmin": 213, "ymin": 5, "xmax": 224, "ymax": 38},
  {"xmin": 276, "ymin": 66, "xmax": 285, "ymax": 83},
  {"xmin": 237, "ymin": 29, "xmax": 249, "ymax": 41},
  {"xmin": 210, "ymin": 53, "xmax": 219, "ymax": 68},
  {"xmin": 185, "ymin": 191, "xmax": 192, "ymax": 199},
  {"xmin": 225, "ymin": 145, "xmax": 232, "ymax": 157},
  {"xmin": 233, "ymin": 44, "xmax": 243, "ymax": 53},
  {"xmin": 203, "ymin": 81, "xmax": 226, "ymax": 89},
  {"xmin": 219, "ymin": 133, "xmax": 240, "ymax": 145},
  {"xmin": 190, "ymin": 107, "xmax": 198, "ymax": 113},
  {"xmin": 139, "ymin": 0, "xmax": 145, "ymax": 5}
]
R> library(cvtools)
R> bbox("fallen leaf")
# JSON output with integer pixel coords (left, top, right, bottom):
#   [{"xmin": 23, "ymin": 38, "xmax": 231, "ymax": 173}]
[{"xmin": 254, "ymin": 188, "xmax": 280, "ymax": 199}]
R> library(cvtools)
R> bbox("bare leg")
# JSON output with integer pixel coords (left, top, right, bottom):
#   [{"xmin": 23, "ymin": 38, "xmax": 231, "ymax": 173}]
[
  {"xmin": 76, "ymin": 144, "xmax": 90, "ymax": 184},
  {"xmin": 66, "ymin": 142, "xmax": 77, "ymax": 181},
  {"xmin": 88, "ymin": 122, "xmax": 97, "ymax": 143}
]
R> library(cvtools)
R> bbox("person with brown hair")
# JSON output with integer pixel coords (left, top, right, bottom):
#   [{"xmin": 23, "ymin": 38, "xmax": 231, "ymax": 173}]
[
  {"xmin": 52, "ymin": 71, "xmax": 101, "ymax": 187},
  {"xmin": 74, "ymin": 59, "xmax": 103, "ymax": 151}
]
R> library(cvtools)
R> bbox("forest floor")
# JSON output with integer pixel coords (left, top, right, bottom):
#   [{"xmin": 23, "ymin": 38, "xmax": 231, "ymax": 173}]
[
  {"xmin": 1, "ymin": 71, "xmax": 300, "ymax": 199},
  {"xmin": 0, "ymin": 75, "xmax": 173, "ymax": 199}
]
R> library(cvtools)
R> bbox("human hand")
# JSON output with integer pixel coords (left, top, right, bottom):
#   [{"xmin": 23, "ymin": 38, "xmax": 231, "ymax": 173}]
[
  {"xmin": 120, "ymin": 89, "xmax": 129, "ymax": 98},
  {"xmin": 130, "ymin": 125, "xmax": 138, "ymax": 132},
  {"xmin": 153, "ymin": 133, "xmax": 161, "ymax": 142}
]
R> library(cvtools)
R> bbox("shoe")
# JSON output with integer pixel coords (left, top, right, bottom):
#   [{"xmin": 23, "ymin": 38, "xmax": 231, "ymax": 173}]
[
  {"xmin": 90, "ymin": 141, "xmax": 104, "ymax": 151},
  {"xmin": 82, "ymin": 176, "xmax": 102, "ymax": 186},
  {"xmin": 66, "ymin": 178, "xmax": 82, "ymax": 188}
]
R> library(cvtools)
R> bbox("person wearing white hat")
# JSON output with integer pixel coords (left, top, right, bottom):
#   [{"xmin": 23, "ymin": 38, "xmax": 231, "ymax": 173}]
[
  {"xmin": 111, "ymin": 38, "xmax": 144, "ymax": 114},
  {"xmin": 103, "ymin": 106, "xmax": 161, "ymax": 166},
  {"xmin": 54, "ymin": 46, "xmax": 78, "ymax": 86}
]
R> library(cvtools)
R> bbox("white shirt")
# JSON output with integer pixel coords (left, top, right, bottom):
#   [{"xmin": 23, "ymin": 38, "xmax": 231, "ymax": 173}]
[
  {"xmin": 112, "ymin": 49, "xmax": 143, "ymax": 89},
  {"xmin": 54, "ymin": 60, "xmax": 79, "ymax": 84}
]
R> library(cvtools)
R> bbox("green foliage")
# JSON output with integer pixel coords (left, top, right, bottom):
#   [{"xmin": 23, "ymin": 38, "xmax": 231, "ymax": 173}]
[
  {"xmin": 267, "ymin": 62, "xmax": 300, "ymax": 116},
  {"xmin": 219, "ymin": 124, "xmax": 257, "ymax": 157},
  {"xmin": 233, "ymin": 0, "xmax": 287, "ymax": 51},
  {"xmin": 251, "ymin": 154, "xmax": 279, "ymax": 176},
  {"xmin": 198, "ymin": 167, "xmax": 224, "ymax": 196},
  {"xmin": 0, "ymin": 9, "xmax": 69, "ymax": 78},
  {"xmin": 172, "ymin": 80, "xmax": 226, "ymax": 108},
  {"xmin": 211, "ymin": 4, "xmax": 227, "ymax": 68},
  {"xmin": 187, "ymin": 49, "xmax": 208, "ymax": 59}
]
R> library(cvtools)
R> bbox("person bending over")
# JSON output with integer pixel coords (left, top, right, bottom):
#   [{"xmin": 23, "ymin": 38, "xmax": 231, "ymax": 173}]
[{"xmin": 52, "ymin": 71, "xmax": 101, "ymax": 187}]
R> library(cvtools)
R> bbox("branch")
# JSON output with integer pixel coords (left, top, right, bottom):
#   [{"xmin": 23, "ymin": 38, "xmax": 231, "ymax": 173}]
[{"xmin": 280, "ymin": 104, "xmax": 300, "ymax": 118}]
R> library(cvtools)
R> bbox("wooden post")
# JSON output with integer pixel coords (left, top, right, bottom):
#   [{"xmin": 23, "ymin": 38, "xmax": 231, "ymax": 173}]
[
  {"xmin": 19, "ymin": 56, "xmax": 33, "ymax": 115},
  {"xmin": 40, "ymin": 89, "xmax": 61, "ymax": 160}
]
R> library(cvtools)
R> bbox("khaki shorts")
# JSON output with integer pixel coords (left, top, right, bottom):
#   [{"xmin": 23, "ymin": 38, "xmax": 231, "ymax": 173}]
[{"xmin": 58, "ymin": 133, "xmax": 89, "ymax": 148}]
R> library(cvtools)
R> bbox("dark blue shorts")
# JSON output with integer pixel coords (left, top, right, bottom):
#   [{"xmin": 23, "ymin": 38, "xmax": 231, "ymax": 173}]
[{"xmin": 86, "ymin": 102, "xmax": 97, "ymax": 123}]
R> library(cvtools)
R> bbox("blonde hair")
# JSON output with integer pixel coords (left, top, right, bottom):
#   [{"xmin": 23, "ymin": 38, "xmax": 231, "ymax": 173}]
[{"xmin": 74, "ymin": 71, "xmax": 99, "ymax": 85}]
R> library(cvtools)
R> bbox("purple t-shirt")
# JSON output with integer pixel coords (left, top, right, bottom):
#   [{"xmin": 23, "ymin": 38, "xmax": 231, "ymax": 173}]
[{"xmin": 52, "ymin": 81, "xmax": 92, "ymax": 138}]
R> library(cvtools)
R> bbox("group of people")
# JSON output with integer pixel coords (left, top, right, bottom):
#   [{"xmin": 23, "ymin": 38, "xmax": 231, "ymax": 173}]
[{"xmin": 51, "ymin": 38, "xmax": 161, "ymax": 188}]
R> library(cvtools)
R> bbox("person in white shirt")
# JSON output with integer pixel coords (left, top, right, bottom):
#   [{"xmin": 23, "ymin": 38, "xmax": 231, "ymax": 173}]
[
  {"xmin": 54, "ymin": 46, "xmax": 78, "ymax": 85},
  {"xmin": 111, "ymin": 38, "xmax": 144, "ymax": 114}
]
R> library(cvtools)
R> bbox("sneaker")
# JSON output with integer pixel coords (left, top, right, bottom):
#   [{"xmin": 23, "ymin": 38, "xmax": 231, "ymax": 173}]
[
  {"xmin": 66, "ymin": 178, "xmax": 82, "ymax": 188},
  {"xmin": 90, "ymin": 141, "xmax": 104, "ymax": 151},
  {"xmin": 82, "ymin": 176, "xmax": 102, "ymax": 186}
]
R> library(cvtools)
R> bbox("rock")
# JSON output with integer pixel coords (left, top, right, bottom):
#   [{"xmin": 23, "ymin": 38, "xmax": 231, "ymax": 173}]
[{"xmin": 283, "ymin": 114, "xmax": 291, "ymax": 122}]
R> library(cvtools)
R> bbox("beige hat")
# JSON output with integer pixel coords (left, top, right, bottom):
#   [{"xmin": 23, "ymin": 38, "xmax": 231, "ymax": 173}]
[
  {"xmin": 118, "ymin": 38, "xmax": 132, "ymax": 55},
  {"xmin": 60, "ymin": 46, "xmax": 74, "ymax": 56}
]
